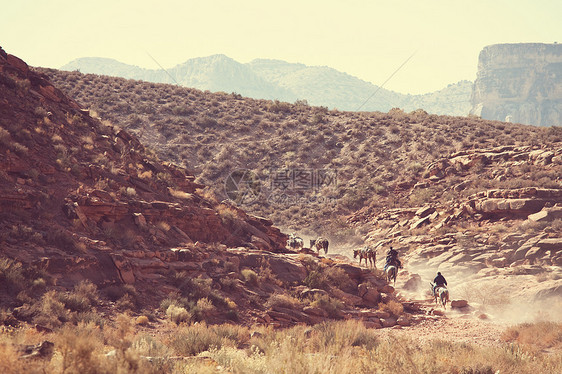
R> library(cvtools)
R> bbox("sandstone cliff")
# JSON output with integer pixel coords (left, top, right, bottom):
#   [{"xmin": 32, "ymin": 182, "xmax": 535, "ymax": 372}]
[{"xmin": 470, "ymin": 43, "xmax": 562, "ymax": 126}]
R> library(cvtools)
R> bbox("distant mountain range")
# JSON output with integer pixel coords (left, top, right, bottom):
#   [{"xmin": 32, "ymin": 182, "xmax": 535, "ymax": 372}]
[{"xmin": 61, "ymin": 55, "xmax": 472, "ymax": 115}]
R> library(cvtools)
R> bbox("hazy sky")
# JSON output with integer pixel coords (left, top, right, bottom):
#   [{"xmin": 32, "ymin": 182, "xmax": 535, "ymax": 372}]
[{"xmin": 2, "ymin": 0, "xmax": 561, "ymax": 94}]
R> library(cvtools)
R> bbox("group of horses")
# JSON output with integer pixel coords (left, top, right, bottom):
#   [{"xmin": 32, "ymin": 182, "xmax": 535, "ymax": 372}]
[
  {"xmin": 287, "ymin": 235, "xmax": 449, "ymax": 308},
  {"xmin": 286, "ymin": 233, "xmax": 329, "ymax": 255},
  {"xmin": 353, "ymin": 245, "xmax": 449, "ymax": 309}
]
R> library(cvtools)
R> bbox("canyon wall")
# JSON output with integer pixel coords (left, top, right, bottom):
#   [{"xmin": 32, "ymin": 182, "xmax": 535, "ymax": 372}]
[{"xmin": 470, "ymin": 43, "xmax": 562, "ymax": 126}]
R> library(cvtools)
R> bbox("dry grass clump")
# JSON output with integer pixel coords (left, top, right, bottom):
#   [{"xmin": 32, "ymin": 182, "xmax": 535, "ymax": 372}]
[
  {"xmin": 135, "ymin": 315, "xmax": 150, "ymax": 326},
  {"xmin": 169, "ymin": 322, "xmax": 249, "ymax": 357},
  {"xmin": 241, "ymin": 269, "xmax": 259, "ymax": 285},
  {"xmin": 266, "ymin": 293, "xmax": 302, "ymax": 310},
  {"xmin": 308, "ymin": 294, "xmax": 344, "ymax": 318},
  {"xmin": 502, "ymin": 322, "xmax": 562, "ymax": 352},
  {"xmin": 60, "ymin": 280, "xmax": 100, "ymax": 312},
  {"xmin": 301, "ymin": 257, "xmax": 353, "ymax": 292},
  {"xmin": 379, "ymin": 299, "xmax": 404, "ymax": 317},
  {"xmin": 0, "ymin": 257, "xmax": 27, "ymax": 295},
  {"xmin": 166, "ymin": 304, "xmax": 191, "ymax": 325},
  {"xmin": 164, "ymin": 273, "xmax": 236, "ymax": 323}
]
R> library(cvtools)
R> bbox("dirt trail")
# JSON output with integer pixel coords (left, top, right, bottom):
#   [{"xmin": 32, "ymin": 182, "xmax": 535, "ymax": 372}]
[{"xmin": 379, "ymin": 315, "xmax": 507, "ymax": 347}]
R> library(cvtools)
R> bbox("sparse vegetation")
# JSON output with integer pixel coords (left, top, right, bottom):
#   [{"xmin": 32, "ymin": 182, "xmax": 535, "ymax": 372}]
[{"xmin": 38, "ymin": 67, "xmax": 559, "ymax": 235}]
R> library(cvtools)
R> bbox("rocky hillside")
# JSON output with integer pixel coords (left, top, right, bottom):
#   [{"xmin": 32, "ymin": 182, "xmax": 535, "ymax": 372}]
[
  {"xmin": 470, "ymin": 43, "xmax": 562, "ymax": 126},
  {"xmin": 1, "ymin": 49, "xmax": 431, "ymax": 333},
  {"xmin": 39, "ymin": 67, "xmax": 562, "ymax": 239},
  {"xmin": 61, "ymin": 55, "xmax": 472, "ymax": 115},
  {"xmin": 350, "ymin": 144, "xmax": 562, "ymax": 309}
]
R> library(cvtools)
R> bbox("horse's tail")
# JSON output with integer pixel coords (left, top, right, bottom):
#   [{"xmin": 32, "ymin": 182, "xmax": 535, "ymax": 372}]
[
  {"xmin": 386, "ymin": 266, "xmax": 397, "ymax": 284},
  {"xmin": 439, "ymin": 288, "xmax": 449, "ymax": 308}
]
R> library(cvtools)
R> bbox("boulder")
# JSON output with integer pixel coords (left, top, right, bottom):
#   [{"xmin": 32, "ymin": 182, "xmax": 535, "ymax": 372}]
[
  {"xmin": 527, "ymin": 206, "xmax": 562, "ymax": 222},
  {"xmin": 373, "ymin": 310, "xmax": 391, "ymax": 319},
  {"xmin": 415, "ymin": 206, "xmax": 436, "ymax": 218},
  {"xmin": 303, "ymin": 306, "xmax": 327, "ymax": 317},
  {"xmin": 378, "ymin": 285, "xmax": 395, "ymax": 294},
  {"xmin": 536, "ymin": 238, "xmax": 562, "ymax": 253},
  {"xmin": 380, "ymin": 317, "xmax": 397, "ymax": 328},
  {"xmin": 330, "ymin": 288, "xmax": 363, "ymax": 306},
  {"xmin": 357, "ymin": 284, "xmax": 380, "ymax": 305},
  {"xmin": 450, "ymin": 300, "xmax": 469, "ymax": 308},
  {"xmin": 332, "ymin": 263, "xmax": 364, "ymax": 281},
  {"xmin": 410, "ymin": 216, "xmax": 431, "ymax": 230},
  {"xmin": 525, "ymin": 247, "xmax": 547, "ymax": 262},
  {"xmin": 396, "ymin": 315, "xmax": 411, "ymax": 326},
  {"xmin": 110, "ymin": 255, "xmax": 135, "ymax": 284}
]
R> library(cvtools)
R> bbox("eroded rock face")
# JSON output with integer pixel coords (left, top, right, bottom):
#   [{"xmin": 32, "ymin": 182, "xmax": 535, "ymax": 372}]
[{"xmin": 470, "ymin": 43, "xmax": 562, "ymax": 126}]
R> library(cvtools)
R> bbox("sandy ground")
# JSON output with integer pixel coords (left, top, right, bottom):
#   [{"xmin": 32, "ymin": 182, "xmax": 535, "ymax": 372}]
[{"xmin": 379, "ymin": 313, "xmax": 508, "ymax": 348}]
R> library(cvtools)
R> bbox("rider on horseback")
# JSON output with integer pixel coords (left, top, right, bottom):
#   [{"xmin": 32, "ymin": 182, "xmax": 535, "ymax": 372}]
[
  {"xmin": 432, "ymin": 272, "xmax": 447, "ymax": 295},
  {"xmin": 384, "ymin": 247, "xmax": 402, "ymax": 270}
]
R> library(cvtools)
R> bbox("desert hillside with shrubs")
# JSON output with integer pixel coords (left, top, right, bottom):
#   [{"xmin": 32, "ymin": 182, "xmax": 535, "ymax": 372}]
[{"xmin": 40, "ymin": 68, "xmax": 562, "ymax": 239}]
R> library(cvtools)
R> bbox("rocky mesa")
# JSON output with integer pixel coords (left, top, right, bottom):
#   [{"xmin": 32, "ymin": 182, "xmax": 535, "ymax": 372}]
[{"xmin": 470, "ymin": 43, "xmax": 562, "ymax": 126}]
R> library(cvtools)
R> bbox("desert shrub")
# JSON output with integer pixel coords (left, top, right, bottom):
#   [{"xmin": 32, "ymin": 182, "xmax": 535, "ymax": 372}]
[
  {"xmin": 45, "ymin": 229, "xmax": 77, "ymax": 253},
  {"xmin": 217, "ymin": 205, "xmax": 240, "ymax": 227},
  {"xmin": 379, "ymin": 299, "xmax": 404, "ymax": 317},
  {"xmin": 135, "ymin": 315, "xmax": 149, "ymax": 326},
  {"xmin": 0, "ymin": 257, "xmax": 27, "ymax": 295},
  {"xmin": 309, "ymin": 294, "xmax": 344, "ymax": 318},
  {"xmin": 196, "ymin": 116, "xmax": 218, "ymax": 128},
  {"xmin": 173, "ymin": 273, "xmax": 213, "ymax": 299},
  {"xmin": 303, "ymin": 270, "xmax": 328, "ymax": 290},
  {"xmin": 166, "ymin": 304, "xmax": 191, "ymax": 325},
  {"xmin": 32, "ymin": 290, "xmax": 69, "ymax": 328},
  {"xmin": 171, "ymin": 105, "xmax": 194, "ymax": 116},
  {"xmin": 323, "ymin": 266, "xmax": 352, "ymax": 289},
  {"xmin": 71, "ymin": 310, "xmax": 105, "ymax": 327},
  {"xmin": 0, "ymin": 308, "xmax": 18, "ymax": 327},
  {"xmin": 502, "ymin": 322, "xmax": 562, "ymax": 352},
  {"xmin": 104, "ymin": 284, "xmax": 139, "ymax": 311},
  {"xmin": 169, "ymin": 323, "xmax": 233, "ymax": 356},
  {"xmin": 408, "ymin": 187, "xmax": 436, "ymax": 206},
  {"xmin": 267, "ymin": 100, "xmax": 291, "ymax": 113},
  {"xmin": 0, "ymin": 343, "xmax": 28, "ymax": 373},
  {"xmin": 0, "ymin": 128, "xmax": 11, "ymax": 145},
  {"xmin": 160, "ymin": 293, "xmax": 189, "ymax": 311},
  {"xmin": 256, "ymin": 260, "xmax": 282, "ymax": 286},
  {"xmin": 241, "ymin": 269, "xmax": 259, "ymax": 285},
  {"xmin": 61, "ymin": 280, "xmax": 100, "ymax": 312},
  {"xmin": 311, "ymin": 320, "xmax": 378, "ymax": 352},
  {"xmin": 266, "ymin": 293, "xmax": 302, "ymax": 310},
  {"xmin": 191, "ymin": 297, "xmax": 216, "ymax": 322}
]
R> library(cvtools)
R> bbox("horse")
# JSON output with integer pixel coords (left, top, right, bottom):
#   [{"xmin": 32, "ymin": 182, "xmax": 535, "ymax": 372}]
[
  {"xmin": 430, "ymin": 282, "xmax": 449, "ymax": 309},
  {"xmin": 353, "ymin": 247, "xmax": 376, "ymax": 268},
  {"xmin": 287, "ymin": 233, "xmax": 303, "ymax": 249},
  {"xmin": 310, "ymin": 237, "xmax": 329, "ymax": 255},
  {"xmin": 385, "ymin": 265, "xmax": 397, "ymax": 286}
]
